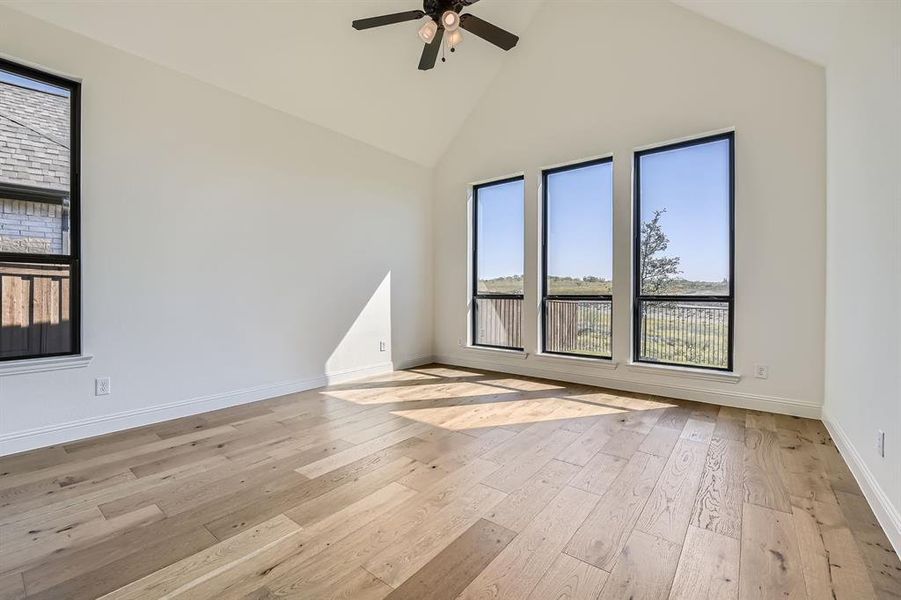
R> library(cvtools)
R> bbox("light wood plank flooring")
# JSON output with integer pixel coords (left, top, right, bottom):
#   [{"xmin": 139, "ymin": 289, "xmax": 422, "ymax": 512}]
[{"xmin": 1, "ymin": 364, "xmax": 898, "ymax": 599}]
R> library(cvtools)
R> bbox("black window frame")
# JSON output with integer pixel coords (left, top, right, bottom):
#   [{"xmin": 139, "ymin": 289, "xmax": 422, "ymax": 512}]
[
  {"xmin": 632, "ymin": 131, "xmax": 735, "ymax": 372},
  {"xmin": 0, "ymin": 58, "xmax": 81, "ymax": 362},
  {"xmin": 541, "ymin": 156, "xmax": 614, "ymax": 360},
  {"xmin": 471, "ymin": 175, "xmax": 525, "ymax": 351}
]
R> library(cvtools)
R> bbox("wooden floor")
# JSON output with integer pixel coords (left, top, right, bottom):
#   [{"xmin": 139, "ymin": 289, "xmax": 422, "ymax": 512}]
[{"xmin": 1, "ymin": 365, "xmax": 899, "ymax": 599}]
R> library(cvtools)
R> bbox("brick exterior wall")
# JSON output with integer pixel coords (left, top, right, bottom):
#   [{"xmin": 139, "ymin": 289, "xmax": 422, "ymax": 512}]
[{"xmin": 0, "ymin": 198, "xmax": 68, "ymax": 254}]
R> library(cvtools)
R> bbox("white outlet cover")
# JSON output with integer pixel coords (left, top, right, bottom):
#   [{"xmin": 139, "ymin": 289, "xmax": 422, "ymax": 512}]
[{"xmin": 95, "ymin": 377, "xmax": 111, "ymax": 396}]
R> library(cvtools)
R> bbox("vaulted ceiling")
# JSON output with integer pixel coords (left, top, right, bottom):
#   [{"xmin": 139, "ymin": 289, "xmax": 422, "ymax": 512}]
[
  {"xmin": 671, "ymin": 0, "xmax": 839, "ymax": 66},
  {"xmin": 8, "ymin": 0, "xmax": 544, "ymax": 167},
  {"xmin": 8, "ymin": 0, "xmax": 832, "ymax": 168}
]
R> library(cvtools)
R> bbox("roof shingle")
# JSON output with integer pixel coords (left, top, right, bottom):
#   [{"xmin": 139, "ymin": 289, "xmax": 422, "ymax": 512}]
[{"xmin": 0, "ymin": 82, "xmax": 70, "ymax": 193}]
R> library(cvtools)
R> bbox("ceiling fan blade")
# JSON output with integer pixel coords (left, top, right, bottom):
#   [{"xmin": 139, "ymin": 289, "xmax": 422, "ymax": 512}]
[
  {"xmin": 459, "ymin": 14, "xmax": 518, "ymax": 50},
  {"xmin": 418, "ymin": 27, "xmax": 445, "ymax": 70},
  {"xmin": 352, "ymin": 10, "xmax": 425, "ymax": 30}
]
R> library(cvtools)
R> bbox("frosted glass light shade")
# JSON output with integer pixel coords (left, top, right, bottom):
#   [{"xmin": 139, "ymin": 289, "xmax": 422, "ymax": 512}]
[
  {"xmin": 441, "ymin": 10, "xmax": 460, "ymax": 32},
  {"xmin": 418, "ymin": 20, "xmax": 438, "ymax": 43},
  {"xmin": 446, "ymin": 29, "xmax": 463, "ymax": 49}
]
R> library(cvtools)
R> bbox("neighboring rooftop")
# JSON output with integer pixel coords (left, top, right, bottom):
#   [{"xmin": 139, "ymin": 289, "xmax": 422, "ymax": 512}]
[{"xmin": 0, "ymin": 78, "xmax": 70, "ymax": 194}]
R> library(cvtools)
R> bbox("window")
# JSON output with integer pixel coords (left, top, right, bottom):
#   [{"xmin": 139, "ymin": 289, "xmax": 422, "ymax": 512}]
[
  {"xmin": 471, "ymin": 176, "xmax": 524, "ymax": 350},
  {"xmin": 542, "ymin": 158, "xmax": 613, "ymax": 358},
  {"xmin": 0, "ymin": 59, "xmax": 80, "ymax": 361},
  {"xmin": 633, "ymin": 132, "xmax": 734, "ymax": 370}
]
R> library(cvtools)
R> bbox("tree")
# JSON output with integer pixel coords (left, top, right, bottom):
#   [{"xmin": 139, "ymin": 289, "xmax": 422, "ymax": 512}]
[{"xmin": 639, "ymin": 209, "xmax": 681, "ymax": 294}]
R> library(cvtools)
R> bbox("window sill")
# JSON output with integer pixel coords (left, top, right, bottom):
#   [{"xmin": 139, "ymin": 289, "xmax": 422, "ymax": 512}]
[
  {"xmin": 466, "ymin": 345, "xmax": 528, "ymax": 360},
  {"xmin": 625, "ymin": 361, "xmax": 740, "ymax": 383},
  {"xmin": 534, "ymin": 352, "xmax": 619, "ymax": 370},
  {"xmin": 0, "ymin": 354, "xmax": 94, "ymax": 377}
]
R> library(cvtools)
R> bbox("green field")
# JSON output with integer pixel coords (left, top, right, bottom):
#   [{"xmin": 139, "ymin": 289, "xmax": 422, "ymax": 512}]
[
  {"xmin": 477, "ymin": 276, "xmax": 729, "ymax": 368},
  {"xmin": 478, "ymin": 276, "xmax": 727, "ymax": 296},
  {"xmin": 637, "ymin": 302, "xmax": 729, "ymax": 368}
]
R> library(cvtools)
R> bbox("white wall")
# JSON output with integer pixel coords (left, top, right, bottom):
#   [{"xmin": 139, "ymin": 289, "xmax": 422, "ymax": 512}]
[
  {"xmin": 432, "ymin": 0, "xmax": 826, "ymax": 416},
  {"xmin": 0, "ymin": 0, "xmax": 894, "ymax": 550},
  {"xmin": 822, "ymin": 0, "xmax": 901, "ymax": 551},
  {"xmin": 0, "ymin": 7, "xmax": 433, "ymax": 454}
]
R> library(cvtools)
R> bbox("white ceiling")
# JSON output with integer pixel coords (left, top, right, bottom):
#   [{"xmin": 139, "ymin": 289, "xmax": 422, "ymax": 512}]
[
  {"xmin": 8, "ymin": 0, "xmax": 848, "ymax": 167},
  {"xmin": 671, "ymin": 0, "xmax": 850, "ymax": 67},
  {"xmin": 7, "ymin": 0, "xmax": 544, "ymax": 167}
]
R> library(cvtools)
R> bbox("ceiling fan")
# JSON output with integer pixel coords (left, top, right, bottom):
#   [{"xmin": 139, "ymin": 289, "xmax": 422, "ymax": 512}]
[{"xmin": 352, "ymin": 0, "xmax": 519, "ymax": 71}]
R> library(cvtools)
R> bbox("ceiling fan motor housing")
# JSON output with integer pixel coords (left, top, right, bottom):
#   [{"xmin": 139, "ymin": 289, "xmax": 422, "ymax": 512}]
[{"xmin": 423, "ymin": 0, "xmax": 465, "ymax": 21}]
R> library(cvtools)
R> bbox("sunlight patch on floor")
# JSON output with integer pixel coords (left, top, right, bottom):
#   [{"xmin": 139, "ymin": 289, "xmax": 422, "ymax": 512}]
[
  {"xmin": 322, "ymin": 381, "xmax": 521, "ymax": 405},
  {"xmin": 477, "ymin": 378, "xmax": 567, "ymax": 392},
  {"xmin": 568, "ymin": 391, "xmax": 676, "ymax": 412},
  {"xmin": 407, "ymin": 366, "xmax": 486, "ymax": 378},
  {"xmin": 350, "ymin": 370, "xmax": 442, "ymax": 385},
  {"xmin": 390, "ymin": 397, "xmax": 628, "ymax": 430},
  {"xmin": 319, "ymin": 371, "xmax": 446, "ymax": 394},
  {"xmin": 377, "ymin": 370, "xmax": 441, "ymax": 382}
]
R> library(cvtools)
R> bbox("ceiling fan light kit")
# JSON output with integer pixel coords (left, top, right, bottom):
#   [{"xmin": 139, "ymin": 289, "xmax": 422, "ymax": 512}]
[
  {"xmin": 446, "ymin": 28, "xmax": 464, "ymax": 51},
  {"xmin": 351, "ymin": 0, "xmax": 519, "ymax": 71},
  {"xmin": 418, "ymin": 19, "xmax": 438, "ymax": 43},
  {"xmin": 441, "ymin": 10, "xmax": 460, "ymax": 32}
]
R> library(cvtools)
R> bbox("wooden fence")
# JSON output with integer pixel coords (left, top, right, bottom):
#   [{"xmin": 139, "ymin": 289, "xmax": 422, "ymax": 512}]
[
  {"xmin": 473, "ymin": 297, "xmax": 727, "ymax": 368},
  {"xmin": 474, "ymin": 297, "xmax": 522, "ymax": 348},
  {"xmin": 0, "ymin": 263, "xmax": 71, "ymax": 359},
  {"xmin": 545, "ymin": 299, "xmax": 612, "ymax": 357}
]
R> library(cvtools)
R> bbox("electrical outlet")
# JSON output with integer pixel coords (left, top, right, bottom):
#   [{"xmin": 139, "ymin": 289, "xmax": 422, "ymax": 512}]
[
  {"xmin": 754, "ymin": 364, "xmax": 769, "ymax": 379},
  {"xmin": 379, "ymin": 341, "xmax": 387, "ymax": 352},
  {"xmin": 95, "ymin": 377, "xmax": 111, "ymax": 396},
  {"xmin": 877, "ymin": 430, "xmax": 885, "ymax": 458}
]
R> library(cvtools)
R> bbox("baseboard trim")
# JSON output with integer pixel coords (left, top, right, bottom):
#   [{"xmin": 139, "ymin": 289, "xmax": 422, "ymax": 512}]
[
  {"xmin": 393, "ymin": 355, "xmax": 435, "ymax": 370},
  {"xmin": 433, "ymin": 353, "xmax": 821, "ymax": 418},
  {"xmin": 324, "ymin": 361, "xmax": 394, "ymax": 384},
  {"xmin": 0, "ymin": 361, "xmax": 398, "ymax": 456},
  {"xmin": 822, "ymin": 409, "xmax": 901, "ymax": 556}
]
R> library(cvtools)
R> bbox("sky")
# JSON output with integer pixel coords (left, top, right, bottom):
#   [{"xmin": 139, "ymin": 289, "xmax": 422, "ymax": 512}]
[
  {"xmin": 640, "ymin": 139, "xmax": 730, "ymax": 283},
  {"xmin": 476, "ymin": 179, "xmax": 524, "ymax": 280},
  {"xmin": 546, "ymin": 161, "xmax": 613, "ymax": 281},
  {"xmin": 476, "ymin": 138, "xmax": 730, "ymax": 284},
  {"xmin": 0, "ymin": 69, "xmax": 70, "ymax": 97}
]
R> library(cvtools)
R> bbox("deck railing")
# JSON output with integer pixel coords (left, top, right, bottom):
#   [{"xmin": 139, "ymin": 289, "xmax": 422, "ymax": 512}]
[
  {"xmin": 638, "ymin": 301, "xmax": 729, "ymax": 369},
  {"xmin": 474, "ymin": 297, "xmax": 728, "ymax": 369},
  {"xmin": 473, "ymin": 296, "xmax": 522, "ymax": 349},
  {"xmin": 544, "ymin": 298, "xmax": 612, "ymax": 358}
]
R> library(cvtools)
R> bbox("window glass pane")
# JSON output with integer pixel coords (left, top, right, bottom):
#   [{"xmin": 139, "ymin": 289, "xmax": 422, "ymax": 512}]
[
  {"xmin": 545, "ymin": 298, "xmax": 611, "ymax": 357},
  {"xmin": 0, "ymin": 198, "xmax": 70, "ymax": 254},
  {"xmin": 637, "ymin": 300, "xmax": 729, "ymax": 369},
  {"xmin": 638, "ymin": 139, "xmax": 730, "ymax": 296},
  {"xmin": 476, "ymin": 179, "xmax": 524, "ymax": 294},
  {"xmin": 1, "ymin": 262, "xmax": 74, "ymax": 359},
  {"xmin": 0, "ymin": 68, "xmax": 72, "ymax": 255},
  {"xmin": 474, "ymin": 297, "xmax": 522, "ymax": 349},
  {"xmin": 546, "ymin": 161, "xmax": 612, "ymax": 295}
]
